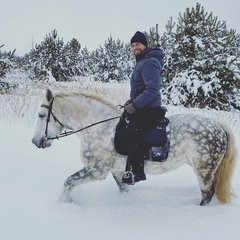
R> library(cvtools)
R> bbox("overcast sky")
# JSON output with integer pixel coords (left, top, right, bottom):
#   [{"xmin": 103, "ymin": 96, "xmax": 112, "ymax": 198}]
[{"xmin": 1, "ymin": 0, "xmax": 239, "ymax": 56}]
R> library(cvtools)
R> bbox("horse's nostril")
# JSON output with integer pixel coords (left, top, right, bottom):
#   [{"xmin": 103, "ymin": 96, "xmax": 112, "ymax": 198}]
[{"xmin": 31, "ymin": 138, "xmax": 38, "ymax": 146}]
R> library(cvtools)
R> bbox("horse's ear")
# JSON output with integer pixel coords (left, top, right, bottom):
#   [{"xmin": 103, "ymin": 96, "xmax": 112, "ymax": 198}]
[{"xmin": 46, "ymin": 89, "xmax": 54, "ymax": 103}]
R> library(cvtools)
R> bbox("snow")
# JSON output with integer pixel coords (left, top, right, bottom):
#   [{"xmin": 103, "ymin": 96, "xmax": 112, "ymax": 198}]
[
  {"xmin": 1, "ymin": 75, "xmax": 240, "ymax": 240},
  {"xmin": 193, "ymin": 36, "xmax": 204, "ymax": 48},
  {"xmin": 1, "ymin": 122, "xmax": 240, "ymax": 240}
]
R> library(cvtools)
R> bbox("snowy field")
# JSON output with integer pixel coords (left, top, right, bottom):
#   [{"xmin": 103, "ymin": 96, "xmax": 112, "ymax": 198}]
[{"xmin": 1, "ymin": 74, "xmax": 240, "ymax": 240}]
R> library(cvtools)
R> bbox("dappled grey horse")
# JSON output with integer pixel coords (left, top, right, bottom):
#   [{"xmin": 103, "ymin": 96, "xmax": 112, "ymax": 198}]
[{"xmin": 32, "ymin": 89, "xmax": 237, "ymax": 206}]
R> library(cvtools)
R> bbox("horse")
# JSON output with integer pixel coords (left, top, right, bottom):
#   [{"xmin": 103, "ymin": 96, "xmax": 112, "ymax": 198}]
[{"xmin": 32, "ymin": 89, "xmax": 237, "ymax": 206}]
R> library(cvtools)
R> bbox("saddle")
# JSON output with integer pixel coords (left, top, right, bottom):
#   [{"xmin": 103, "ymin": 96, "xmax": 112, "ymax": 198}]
[{"xmin": 114, "ymin": 112, "xmax": 171, "ymax": 162}]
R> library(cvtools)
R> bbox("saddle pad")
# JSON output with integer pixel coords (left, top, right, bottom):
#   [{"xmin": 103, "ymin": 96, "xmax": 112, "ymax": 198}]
[{"xmin": 148, "ymin": 119, "xmax": 171, "ymax": 162}]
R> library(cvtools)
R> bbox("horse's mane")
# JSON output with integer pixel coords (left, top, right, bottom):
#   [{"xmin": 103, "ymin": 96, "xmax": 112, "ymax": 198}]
[{"xmin": 54, "ymin": 91, "xmax": 118, "ymax": 109}]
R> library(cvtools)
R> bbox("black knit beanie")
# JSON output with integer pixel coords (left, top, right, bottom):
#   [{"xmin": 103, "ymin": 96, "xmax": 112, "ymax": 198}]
[{"xmin": 130, "ymin": 31, "xmax": 148, "ymax": 47}]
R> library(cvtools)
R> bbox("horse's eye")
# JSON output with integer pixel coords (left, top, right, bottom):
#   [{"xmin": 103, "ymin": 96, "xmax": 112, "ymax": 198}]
[{"xmin": 38, "ymin": 113, "xmax": 45, "ymax": 118}]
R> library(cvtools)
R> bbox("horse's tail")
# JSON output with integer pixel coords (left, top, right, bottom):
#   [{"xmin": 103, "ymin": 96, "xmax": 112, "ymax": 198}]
[{"xmin": 214, "ymin": 122, "xmax": 238, "ymax": 204}]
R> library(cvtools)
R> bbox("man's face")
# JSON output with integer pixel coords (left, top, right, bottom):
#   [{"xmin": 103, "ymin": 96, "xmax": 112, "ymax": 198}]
[{"xmin": 131, "ymin": 42, "xmax": 146, "ymax": 56}]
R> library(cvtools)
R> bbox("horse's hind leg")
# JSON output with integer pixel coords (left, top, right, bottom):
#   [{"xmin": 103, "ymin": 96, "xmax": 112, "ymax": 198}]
[
  {"xmin": 200, "ymin": 184, "xmax": 215, "ymax": 206},
  {"xmin": 196, "ymin": 170, "xmax": 216, "ymax": 206},
  {"xmin": 193, "ymin": 158, "xmax": 218, "ymax": 206}
]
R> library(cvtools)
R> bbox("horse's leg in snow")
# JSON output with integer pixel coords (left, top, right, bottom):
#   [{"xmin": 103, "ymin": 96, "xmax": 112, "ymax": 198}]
[
  {"xmin": 111, "ymin": 171, "xmax": 129, "ymax": 193},
  {"xmin": 200, "ymin": 184, "xmax": 215, "ymax": 206},
  {"xmin": 194, "ymin": 164, "xmax": 216, "ymax": 206},
  {"xmin": 59, "ymin": 166, "xmax": 109, "ymax": 202}
]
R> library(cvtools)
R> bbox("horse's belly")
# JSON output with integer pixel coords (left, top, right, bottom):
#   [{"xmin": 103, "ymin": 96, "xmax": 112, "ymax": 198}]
[{"xmin": 144, "ymin": 154, "xmax": 187, "ymax": 175}]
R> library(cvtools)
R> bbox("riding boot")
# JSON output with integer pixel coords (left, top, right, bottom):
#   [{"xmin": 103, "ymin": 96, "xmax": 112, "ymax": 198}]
[
  {"xmin": 122, "ymin": 156, "xmax": 146, "ymax": 185},
  {"xmin": 132, "ymin": 159, "xmax": 145, "ymax": 176}
]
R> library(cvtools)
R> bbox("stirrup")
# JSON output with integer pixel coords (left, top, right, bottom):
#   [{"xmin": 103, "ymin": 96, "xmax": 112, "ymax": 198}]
[
  {"xmin": 122, "ymin": 171, "xmax": 135, "ymax": 185},
  {"xmin": 122, "ymin": 171, "xmax": 146, "ymax": 185}
]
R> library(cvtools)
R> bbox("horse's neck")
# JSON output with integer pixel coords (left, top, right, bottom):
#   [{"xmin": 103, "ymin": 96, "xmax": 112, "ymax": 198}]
[{"xmin": 54, "ymin": 94, "xmax": 120, "ymax": 130}]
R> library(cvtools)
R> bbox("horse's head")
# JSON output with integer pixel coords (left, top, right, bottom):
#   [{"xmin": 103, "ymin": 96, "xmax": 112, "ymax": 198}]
[{"xmin": 32, "ymin": 89, "xmax": 64, "ymax": 149}]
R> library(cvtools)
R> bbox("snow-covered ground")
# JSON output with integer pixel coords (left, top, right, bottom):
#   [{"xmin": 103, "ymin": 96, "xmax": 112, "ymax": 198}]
[{"xmin": 1, "ymin": 75, "xmax": 240, "ymax": 240}]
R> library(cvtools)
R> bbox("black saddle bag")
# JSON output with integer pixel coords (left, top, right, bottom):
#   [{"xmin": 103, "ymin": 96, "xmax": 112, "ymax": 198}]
[
  {"xmin": 144, "ymin": 128, "xmax": 167, "ymax": 146},
  {"xmin": 144, "ymin": 118, "xmax": 169, "ymax": 146}
]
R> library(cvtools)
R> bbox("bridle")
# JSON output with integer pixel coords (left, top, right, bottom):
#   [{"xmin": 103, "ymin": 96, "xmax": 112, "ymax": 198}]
[
  {"xmin": 41, "ymin": 98, "xmax": 121, "ymax": 141},
  {"xmin": 41, "ymin": 98, "xmax": 65, "ymax": 140}
]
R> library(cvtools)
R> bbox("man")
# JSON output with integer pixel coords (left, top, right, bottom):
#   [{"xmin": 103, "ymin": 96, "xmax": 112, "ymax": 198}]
[{"xmin": 122, "ymin": 31, "xmax": 165, "ymax": 185}]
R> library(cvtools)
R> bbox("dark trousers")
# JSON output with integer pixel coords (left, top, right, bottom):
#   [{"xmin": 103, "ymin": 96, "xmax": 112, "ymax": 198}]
[{"xmin": 125, "ymin": 106, "xmax": 164, "ymax": 174}]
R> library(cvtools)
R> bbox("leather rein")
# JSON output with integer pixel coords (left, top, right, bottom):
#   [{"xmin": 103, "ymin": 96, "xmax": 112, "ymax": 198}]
[{"xmin": 41, "ymin": 98, "xmax": 121, "ymax": 141}]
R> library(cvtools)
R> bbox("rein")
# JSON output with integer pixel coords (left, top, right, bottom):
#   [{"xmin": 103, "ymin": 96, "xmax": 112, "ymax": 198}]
[{"xmin": 41, "ymin": 98, "xmax": 121, "ymax": 141}]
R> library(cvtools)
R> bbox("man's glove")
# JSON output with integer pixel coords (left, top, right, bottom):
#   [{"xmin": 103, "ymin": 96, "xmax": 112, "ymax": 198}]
[
  {"xmin": 124, "ymin": 103, "xmax": 136, "ymax": 114},
  {"xmin": 123, "ymin": 99, "xmax": 132, "ymax": 108}
]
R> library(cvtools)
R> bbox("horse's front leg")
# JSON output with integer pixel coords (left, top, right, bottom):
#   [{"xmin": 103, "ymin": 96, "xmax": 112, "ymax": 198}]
[
  {"xmin": 59, "ymin": 166, "xmax": 108, "ymax": 203},
  {"xmin": 111, "ymin": 171, "xmax": 129, "ymax": 193}
]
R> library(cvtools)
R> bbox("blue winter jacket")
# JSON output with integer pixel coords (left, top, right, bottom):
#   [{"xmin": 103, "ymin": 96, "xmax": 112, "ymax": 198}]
[{"xmin": 130, "ymin": 47, "xmax": 165, "ymax": 109}]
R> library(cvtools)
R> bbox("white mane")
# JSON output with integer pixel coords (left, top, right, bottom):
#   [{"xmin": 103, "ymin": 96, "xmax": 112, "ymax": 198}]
[{"xmin": 54, "ymin": 91, "xmax": 119, "ymax": 110}]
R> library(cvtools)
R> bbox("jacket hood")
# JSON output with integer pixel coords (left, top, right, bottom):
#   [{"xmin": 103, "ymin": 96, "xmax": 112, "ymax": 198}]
[{"xmin": 136, "ymin": 47, "xmax": 165, "ymax": 66}]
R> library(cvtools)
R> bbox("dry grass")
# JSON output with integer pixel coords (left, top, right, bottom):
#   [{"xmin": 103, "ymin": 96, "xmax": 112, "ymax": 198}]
[{"xmin": 1, "ymin": 71, "xmax": 240, "ymax": 134}]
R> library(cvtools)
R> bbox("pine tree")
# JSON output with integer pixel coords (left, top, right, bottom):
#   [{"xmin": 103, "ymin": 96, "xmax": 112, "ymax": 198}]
[
  {"xmin": 25, "ymin": 29, "xmax": 62, "ymax": 80},
  {"xmin": 78, "ymin": 47, "xmax": 93, "ymax": 77},
  {"xmin": 93, "ymin": 36, "xmax": 133, "ymax": 82},
  {"xmin": 0, "ymin": 45, "xmax": 17, "ymax": 93},
  {"xmin": 160, "ymin": 18, "xmax": 175, "ymax": 53},
  {"xmin": 98, "ymin": 36, "xmax": 121, "ymax": 82},
  {"xmin": 161, "ymin": 3, "xmax": 240, "ymax": 111},
  {"xmin": 0, "ymin": 45, "xmax": 15, "ymax": 79},
  {"xmin": 24, "ymin": 29, "xmax": 81, "ymax": 81},
  {"xmin": 145, "ymin": 24, "xmax": 161, "ymax": 47},
  {"xmin": 62, "ymin": 38, "xmax": 81, "ymax": 77}
]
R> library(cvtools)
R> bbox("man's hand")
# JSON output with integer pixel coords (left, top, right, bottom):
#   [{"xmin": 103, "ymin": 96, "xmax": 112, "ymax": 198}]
[
  {"xmin": 124, "ymin": 103, "xmax": 136, "ymax": 114},
  {"xmin": 123, "ymin": 99, "xmax": 132, "ymax": 108}
]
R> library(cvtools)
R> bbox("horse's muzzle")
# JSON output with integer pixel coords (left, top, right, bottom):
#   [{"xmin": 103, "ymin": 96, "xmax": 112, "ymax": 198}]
[{"xmin": 32, "ymin": 136, "xmax": 51, "ymax": 149}]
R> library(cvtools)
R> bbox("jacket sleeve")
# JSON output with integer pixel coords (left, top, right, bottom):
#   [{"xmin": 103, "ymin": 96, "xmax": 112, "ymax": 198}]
[{"xmin": 133, "ymin": 59, "xmax": 162, "ymax": 109}]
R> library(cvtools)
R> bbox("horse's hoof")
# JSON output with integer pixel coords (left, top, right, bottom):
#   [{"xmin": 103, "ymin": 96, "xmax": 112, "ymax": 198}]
[
  {"xmin": 200, "ymin": 198, "xmax": 211, "ymax": 206},
  {"xmin": 58, "ymin": 192, "xmax": 72, "ymax": 203}
]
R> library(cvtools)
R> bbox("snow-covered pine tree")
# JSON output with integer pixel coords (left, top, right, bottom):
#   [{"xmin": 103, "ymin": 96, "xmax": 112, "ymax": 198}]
[
  {"xmin": 0, "ymin": 45, "xmax": 15, "ymax": 79},
  {"xmin": 89, "ymin": 46, "xmax": 104, "ymax": 81},
  {"xmin": 145, "ymin": 24, "xmax": 161, "ymax": 48},
  {"xmin": 62, "ymin": 38, "xmax": 81, "ymax": 77},
  {"xmin": 25, "ymin": 29, "xmax": 64, "ymax": 81},
  {"xmin": 95, "ymin": 36, "xmax": 120, "ymax": 82},
  {"xmin": 25, "ymin": 29, "xmax": 82, "ymax": 81},
  {"xmin": 0, "ymin": 45, "xmax": 17, "ymax": 93},
  {"xmin": 122, "ymin": 42, "xmax": 135, "ymax": 80},
  {"xmin": 93, "ymin": 36, "xmax": 133, "ymax": 82},
  {"xmin": 78, "ymin": 47, "xmax": 93, "ymax": 77},
  {"xmin": 161, "ymin": 3, "xmax": 240, "ymax": 111},
  {"xmin": 158, "ymin": 18, "xmax": 176, "ymax": 93},
  {"xmin": 160, "ymin": 17, "xmax": 175, "ymax": 54}
]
